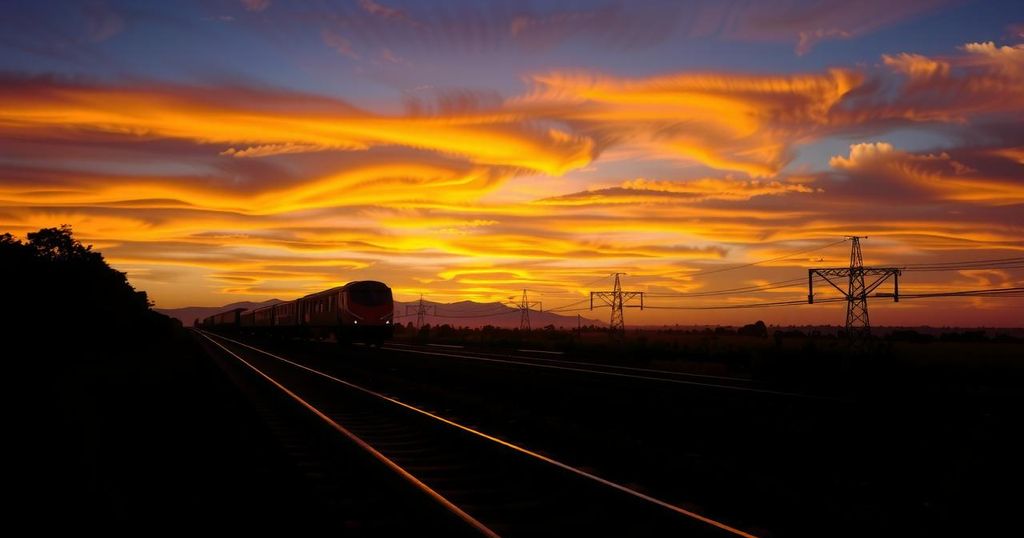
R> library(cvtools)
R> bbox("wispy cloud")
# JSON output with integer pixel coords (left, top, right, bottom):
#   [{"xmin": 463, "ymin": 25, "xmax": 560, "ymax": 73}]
[
  {"xmin": 241, "ymin": 0, "xmax": 270, "ymax": 13},
  {"xmin": 322, "ymin": 28, "xmax": 360, "ymax": 60},
  {"xmin": 512, "ymin": 68, "xmax": 863, "ymax": 177},
  {"xmin": 358, "ymin": 0, "xmax": 418, "ymax": 25}
]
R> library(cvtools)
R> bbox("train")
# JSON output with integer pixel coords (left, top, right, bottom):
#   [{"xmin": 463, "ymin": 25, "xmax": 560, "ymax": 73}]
[{"xmin": 199, "ymin": 280, "xmax": 394, "ymax": 344}]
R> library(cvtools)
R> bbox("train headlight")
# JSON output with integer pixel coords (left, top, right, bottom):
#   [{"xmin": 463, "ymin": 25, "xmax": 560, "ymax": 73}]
[
  {"xmin": 385, "ymin": 320, "xmax": 391, "ymax": 324},
  {"xmin": 353, "ymin": 320, "xmax": 358, "ymax": 324}
]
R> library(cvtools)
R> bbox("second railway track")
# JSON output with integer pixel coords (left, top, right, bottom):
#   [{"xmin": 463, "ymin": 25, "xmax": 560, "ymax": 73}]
[
  {"xmin": 378, "ymin": 341, "xmax": 836, "ymax": 399},
  {"xmin": 198, "ymin": 329, "xmax": 755, "ymax": 538}
]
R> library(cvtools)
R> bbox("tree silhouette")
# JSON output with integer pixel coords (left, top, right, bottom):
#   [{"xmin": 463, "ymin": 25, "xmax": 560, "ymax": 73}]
[
  {"xmin": 27, "ymin": 224, "xmax": 100, "ymax": 262},
  {"xmin": 1, "ymin": 225, "xmax": 171, "ymax": 350}
]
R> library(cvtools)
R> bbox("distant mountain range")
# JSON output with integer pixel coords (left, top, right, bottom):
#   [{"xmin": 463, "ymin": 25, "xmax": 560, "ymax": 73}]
[
  {"xmin": 393, "ymin": 299, "xmax": 603, "ymax": 329},
  {"xmin": 156, "ymin": 298, "xmax": 601, "ymax": 329},
  {"xmin": 156, "ymin": 299, "xmax": 281, "ymax": 327}
]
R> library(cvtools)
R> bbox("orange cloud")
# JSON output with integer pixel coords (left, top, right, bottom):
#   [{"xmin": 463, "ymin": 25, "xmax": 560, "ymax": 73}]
[
  {"xmin": 829, "ymin": 142, "xmax": 896, "ymax": 168},
  {"xmin": 961, "ymin": 41, "xmax": 1024, "ymax": 74},
  {"xmin": 830, "ymin": 142, "xmax": 1024, "ymax": 205},
  {"xmin": 849, "ymin": 40, "xmax": 1024, "ymax": 124},
  {"xmin": 537, "ymin": 177, "xmax": 819, "ymax": 206},
  {"xmin": 0, "ymin": 76, "xmax": 595, "ymax": 176},
  {"xmin": 882, "ymin": 53, "xmax": 950, "ymax": 81},
  {"xmin": 513, "ymin": 68, "xmax": 863, "ymax": 177},
  {"xmin": 696, "ymin": 0, "xmax": 950, "ymax": 55}
]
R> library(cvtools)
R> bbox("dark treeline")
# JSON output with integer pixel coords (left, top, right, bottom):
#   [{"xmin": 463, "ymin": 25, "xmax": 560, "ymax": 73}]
[
  {"xmin": 4, "ymin": 226, "xmax": 320, "ymax": 529},
  {"xmin": 390, "ymin": 319, "xmax": 1023, "ymax": 391},
  {"xmin": 1, "ymin": 225, "xmax": 178, "ymax": 346}
]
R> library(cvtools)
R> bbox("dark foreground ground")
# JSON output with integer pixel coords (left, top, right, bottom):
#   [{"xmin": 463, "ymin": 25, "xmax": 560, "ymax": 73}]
[
  {"xmin": 11, "ymin": 323, "xmax": 1023, "ymax": 536},
  {"xmin": 201, "ymin": 330, "xmax": 1024, "ymax": 537},
  {"xmin": 12, "ymin": 331, "xmax": 310, "ymax": 528},
  {"xmin": 11, "ymin": 329, "xmax": 474, "ymax": 534}
]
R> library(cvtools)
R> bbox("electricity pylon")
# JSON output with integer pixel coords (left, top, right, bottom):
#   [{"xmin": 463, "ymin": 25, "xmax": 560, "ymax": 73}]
[
  {"xmin": 508, "ymin": 289, "xmax": 541, "ymax": 331},
  {"xmin": 808, "ymin": 236, "xmax": 900, "ymax": 341},
  {"xmin": 590, "ymin": 273, "xmax": 644, "ymax": 338},
  {"xmin": 405, "ymin": 294, "xmax": 435, "ymax": 329}
]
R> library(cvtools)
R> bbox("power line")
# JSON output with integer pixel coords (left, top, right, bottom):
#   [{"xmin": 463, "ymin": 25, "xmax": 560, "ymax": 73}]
[
  {"xmin": 904, "ymin": 264, "xmax": 1024, "ymax": 272},
  {"xmin": 645, "ymin": 277, "xmax": 818, "ymax": 298},
  {"xmin": 391, "ymin": 249, "xmax": 1022, "ymax": 326},
  {"xmin": 634, "ymin": 287, "xmax": 1024, "ymax": 311},
  {"xmin": 434, "ymin": 308, "xmax": 517, "ymax": 319},
  {"xmin": 899, "ymin": 286, "xmax": 1024, "ymax": 299},
  {"xmin": 578, "ymin": 274, "xmax": 615, "ymax": 288},
  {"xmin": 433, "ymin": 311, "xmax": 521, "ymax": 319},
  {"xmin": 548, "ymin": 307, "xmax": 594, "ymax": 313},
  {"xmin": 683, "ymin": 239, "xmax": 847, "ymax": 279},
  {"xmin": 900, "ymin": 255, "xmax": 1024, "ymax": 269},
  {"xmin": 546, "ymin": 298, "xmax": 591, "ymax": 312},
  {"xmin": 644, "ymin": 298, "xmax": 845, "ymax": 310}
]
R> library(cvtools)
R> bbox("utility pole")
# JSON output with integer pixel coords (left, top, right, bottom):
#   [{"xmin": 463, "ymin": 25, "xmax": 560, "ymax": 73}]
[
  {"xmin": 405, "ymin": 294, "xmax": 435, "ymax": 329},
  {"xmin": 590, "ymin": 273, "xmax": 644, "ymax": 338},
  {"xmin": 808, "ymin": 237, "xmax": 900, "ymax": 341},
  {"xmin": 509, "ymin": 289, "xmax": 541, "ymax": 331}
]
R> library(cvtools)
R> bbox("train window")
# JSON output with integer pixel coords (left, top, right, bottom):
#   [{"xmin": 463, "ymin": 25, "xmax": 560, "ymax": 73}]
[{"xmin": 348, "ymin": 284, "xmax": 390, "ymax": 306}]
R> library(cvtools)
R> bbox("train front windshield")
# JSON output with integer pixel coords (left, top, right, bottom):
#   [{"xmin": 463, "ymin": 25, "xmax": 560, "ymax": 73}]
[{"xmin": 348, "ymin": 283, "xmax": 391, "ymax": 306}]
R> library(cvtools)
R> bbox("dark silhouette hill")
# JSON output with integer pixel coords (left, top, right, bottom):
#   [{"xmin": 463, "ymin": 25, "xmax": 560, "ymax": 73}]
[{"xmin": 157, "ymin": 299, "xmax": 281, "ymax": 327}]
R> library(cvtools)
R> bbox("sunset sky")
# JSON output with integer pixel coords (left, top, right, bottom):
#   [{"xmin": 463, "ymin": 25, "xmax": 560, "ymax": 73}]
[{"xmin": 2, "ymin": 0, "xmax": 1023, "ymax": 326}]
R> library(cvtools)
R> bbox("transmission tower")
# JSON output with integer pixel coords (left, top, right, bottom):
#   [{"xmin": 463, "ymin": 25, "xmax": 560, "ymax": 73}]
[
  {"xmin": 508, "ymin": 289, "xmax": 542, "ymax": 331},
  {"xmin": 590, "ymin": 273, "xmax": 644, "ymax": 338},
  {"xmin": 808, "ymin": 236, "xmax": 900, "ymax": 340},
  {"xmin": 405, "ymin": 295, "xmax": 435, "ymax": 329}
]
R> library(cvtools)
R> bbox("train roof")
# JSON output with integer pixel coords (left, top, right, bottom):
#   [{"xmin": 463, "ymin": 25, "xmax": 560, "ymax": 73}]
[
  {"xmin": 298, "ymin": 280, "xmax": 389, "ymax": 300},
  {"xmin": 300, "ymin": 286, "xmax": 346, "ymax": 300}
]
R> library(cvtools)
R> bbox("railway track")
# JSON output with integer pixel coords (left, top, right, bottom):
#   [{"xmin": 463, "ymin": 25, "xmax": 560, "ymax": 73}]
[
  {"xmin": 198, "ymin": 329, "xmax": 756, "ymax": 537},
  {"xmin": 380, "ymin": 341, "xmax": 837, "ymax": 400}
]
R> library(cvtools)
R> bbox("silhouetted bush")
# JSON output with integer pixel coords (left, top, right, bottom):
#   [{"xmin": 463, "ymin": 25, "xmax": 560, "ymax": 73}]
[
  {"xmin": 887, "ymin": 330, "xmax": 934, "ymax": 343},
  {"xmin": 939, "ymin": 330, "xmax": 988, "ymax": 342},
  {"xmin": 738, "ymin": 320, "xmax": 768, "ymax": 337}
]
